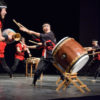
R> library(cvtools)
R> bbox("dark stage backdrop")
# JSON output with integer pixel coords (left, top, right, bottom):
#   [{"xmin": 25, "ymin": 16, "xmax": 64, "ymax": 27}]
[
  {"xmin": 0, "ymin": 0, "xmax": 80, "ymax": 74},
  {"xmin": 79, "ymin": 0, "xmax": 100, "ymax": 76},
  {"xmin": 1, "ymin": 0, "xmax": 100, "ymax": 75},
  {"xmin": 79, "ymin": 0, "xmax": 100, "ymax": 46}
]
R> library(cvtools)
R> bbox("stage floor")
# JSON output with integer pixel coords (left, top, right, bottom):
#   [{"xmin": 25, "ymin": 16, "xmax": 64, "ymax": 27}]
[{"xmin": 0, "ymin": 74, "xmax": 100, "ymax": 100}]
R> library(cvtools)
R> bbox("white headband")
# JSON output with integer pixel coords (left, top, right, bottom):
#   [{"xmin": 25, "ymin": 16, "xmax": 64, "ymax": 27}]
[
  {"xmin": 0, "ymin": 6, "xmax": 7, "ymax": 8},
  {"xmin": 92, "ymin": 41, "xmax": 98, "ymax": 43}
]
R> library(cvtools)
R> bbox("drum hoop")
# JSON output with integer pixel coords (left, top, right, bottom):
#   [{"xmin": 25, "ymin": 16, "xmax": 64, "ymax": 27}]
[
  {"xmin": 52, "ymin": 37, "xmax": 69, "ymax": 55},
  {"xmin": 52, "ymin": 37, "xmax": 73, "ymax": 56},
  {"xmin": 65, "ymin": 52, "xmax": 88, "ymax": 72},
  {"xmin": 26, "ymin": 57, "xmax": 40, "ymax": 63}
]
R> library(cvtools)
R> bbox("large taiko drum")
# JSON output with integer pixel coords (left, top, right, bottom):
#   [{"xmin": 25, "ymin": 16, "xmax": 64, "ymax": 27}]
[{"xmin": 52, "ymin": 37, "xmax": 89, "ymax": 74}]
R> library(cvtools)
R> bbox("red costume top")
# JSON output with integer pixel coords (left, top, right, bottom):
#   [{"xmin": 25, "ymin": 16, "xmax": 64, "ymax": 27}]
[
  {"xmin": 0, "ymin": 41, "xmax": 7, "ymax": 58},
  {"xmin": 93, "ymin": 54, "xmax": 100, "ymax": 60},
  {"xmin": 0, "ymin": 21, "xmax": 2, "ymax": 28},
  {"xmin": 15, "ymin": 43, "xmax": 26, "ymax": 61},
  {"xmin": 0, "ymin": 20, "xmax": 7, "ymax": 58}
]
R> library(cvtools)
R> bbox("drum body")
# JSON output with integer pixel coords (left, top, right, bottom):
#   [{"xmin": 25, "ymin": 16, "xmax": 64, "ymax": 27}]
[
  {"xmin": 26, "ymin": 57, "xmax": 40, "ymax": 64},
  {"xmin": 52, "ymin": 37, "xmax": 89, "ymax": 73},
  {"xmin": 2, "ymin": 28, "xmax": 21, "ymax": 43}
]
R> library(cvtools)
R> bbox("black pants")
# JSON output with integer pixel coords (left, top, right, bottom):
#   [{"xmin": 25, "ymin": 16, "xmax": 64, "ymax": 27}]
[
  {"xmin": 94, "ymin": 60, "xmax": 100, "ymax": 79},
  {"xmin": 0, "ymin": 58, "xmax": 12, "ymax": 74},
  {"xmin": 33, "ymin": 57, "xmax": 64, "ymax": 85},
  {"xmin": 11, "ymin": 58, "xmax": 25, "ymax": 73}
]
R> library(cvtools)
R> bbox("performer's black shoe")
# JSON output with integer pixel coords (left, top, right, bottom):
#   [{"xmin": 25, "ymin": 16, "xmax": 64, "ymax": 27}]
[
  {"xmin": 9, "ymin": 73, "xmax": 13, "ymax": 78},
  {"xmin": 33, "ymin": 81, "xmax": 36, "ymax": 86},
  {"xmin": 33, "ymin": 78, "xmax": 37, "ymax": 86}
]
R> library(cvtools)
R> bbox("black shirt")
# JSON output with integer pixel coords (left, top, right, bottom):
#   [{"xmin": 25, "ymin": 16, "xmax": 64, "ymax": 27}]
[
  {"xmin": 40, "ymin": 31, "xmax": 56, "ymax": 58},
  {"xmin": 92, "ymin": 45, "xmax": 100, "ymax": 50},
  {"xmin": 92, "ymin": 45, "xmax": 100, "ymax": 60}
]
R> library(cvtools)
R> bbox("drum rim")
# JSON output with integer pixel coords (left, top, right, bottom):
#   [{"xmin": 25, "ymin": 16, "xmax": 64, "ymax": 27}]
[
  {"xmin": 54, "ymin": 54, "xmax": 89, "ymax": 74},
  {"xmin": 55, "ymin": 52, "xmax": 88, "ymax": 73},
  {"xmin": 52, "ymin": 37, "xmax": 69, "ymax": 55},
  {"xmin": 70, "ymin": 54, "xmax": 89, "ymax": 73}
]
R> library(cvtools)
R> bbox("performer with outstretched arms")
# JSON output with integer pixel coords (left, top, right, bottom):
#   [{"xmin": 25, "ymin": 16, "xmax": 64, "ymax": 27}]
[
  {"xmin": 20, "ymin": 23, "xmax": 64, "ymax": 86},
  {"xmin": 11, "ymin": 37, "xmax": 31, "ymax": 75},
  {"xmin": 87, "ymin": 40, "xmax": 100, "ymax": 80},
  {"xmin": 0, "ymin": 1, "xmax": 12, "ymax": 77}
]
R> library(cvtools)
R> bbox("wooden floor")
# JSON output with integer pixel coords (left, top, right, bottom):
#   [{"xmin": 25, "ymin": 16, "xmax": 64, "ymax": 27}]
[{"xmin": 0, "ymin": 74, "xmax": 100, "ymax": 100}]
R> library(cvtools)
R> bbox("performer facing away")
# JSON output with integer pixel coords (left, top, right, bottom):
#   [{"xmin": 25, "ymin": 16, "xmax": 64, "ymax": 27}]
[
  {"xmin": 11, "ymin": 37, "xmax": 31, "ymax": 75},
  {"xmin": 19, "ymin": 23, "xmax": 59, "ymax": 86},
  {"xmin": 88, "ymin": 40, "xmax": 100, "ymax": 80},
  {"xmin": 0, "ymin": 1, "xmax": 12, "ymax": 77}
]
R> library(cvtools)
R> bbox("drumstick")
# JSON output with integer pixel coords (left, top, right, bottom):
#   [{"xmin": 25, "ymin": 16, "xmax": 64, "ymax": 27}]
[
  {"xmin": 88, "ymin": 51, "xmax": 100, "ymax": 55},
  {"xmin": 13, "ymin": 19, "xmax": 25, "ymax": 28},
  {"xmin": 29, "ymin": 40, "xmax": 39, "ymax": 45},
  {"xmin": 13, "ymin": 19, "xmax": 21, "ymax": 27}
]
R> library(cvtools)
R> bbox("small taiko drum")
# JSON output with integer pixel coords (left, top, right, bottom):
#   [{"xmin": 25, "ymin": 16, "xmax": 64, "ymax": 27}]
[
  {"xmin": 52, "ymin": 37, "xmax": 89, "ymax": 74},
  {"xmin": 26, "ymin": 57, "xmax": 40, "ymax": 64},
  {"xmin": 2, "ymin": 28, "xmax": 21, "ymax": 43}
]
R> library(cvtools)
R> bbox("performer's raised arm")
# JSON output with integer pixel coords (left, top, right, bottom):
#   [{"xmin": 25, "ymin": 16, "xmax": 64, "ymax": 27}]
[
  {"xmin": 27, "ymin": 42, "xmax": 42, "ymax": 49},
  {"xmin": 19, "ymin": 23, "xmax": 51, "ymax": 38},
  {"xmin": 26, "ymin": 47, "xmax": 32, "ymax": 57},
  {"xmin": 20, "ymin": 37, "xmax": 32, "ymax": 57},
  {"xmin": 19, "ymin": 26, "xmax": 40, "ymax": 37}
]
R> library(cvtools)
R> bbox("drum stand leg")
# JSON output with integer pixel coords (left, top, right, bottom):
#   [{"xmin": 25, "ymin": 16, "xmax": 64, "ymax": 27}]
[
  {"xmin": 53, "ymin": 62, "xmax": 90, "ymax": 93},
  {"xmin": 30, "ymin": 64, "xmax": 33, "ymax": 78},
  {"xmin": 25, "ymin": 58, "xmax": 43, "ymax": 80},
  {"xmin": 26, "ymin": 62, "xmax": 28, "ymax": 77},
  {"xmin": 56, "ymin": 73, "xmax": 91, "ymax": 93},
  {"xmin": 56, "ymin": 77, "xmax": 61, "ymax": 85}
]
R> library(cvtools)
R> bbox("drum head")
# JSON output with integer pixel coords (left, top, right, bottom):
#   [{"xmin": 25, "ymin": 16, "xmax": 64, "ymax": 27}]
[
  {"xmin": 52, "ymin": 37, "xmax": 69, "ymax": 54},
  {"xmin": 2, "ymin": 28, "xmax": 16, "ymax": 44},
  {"xmin": 71, "ymin": 55, "xmax": 89, "ymax": 73}
]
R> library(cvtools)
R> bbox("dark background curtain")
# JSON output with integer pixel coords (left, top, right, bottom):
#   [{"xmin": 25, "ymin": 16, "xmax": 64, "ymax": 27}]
[{"xmin": 0, "ymin": 0, "xmax": 100, "ymax": 76}]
